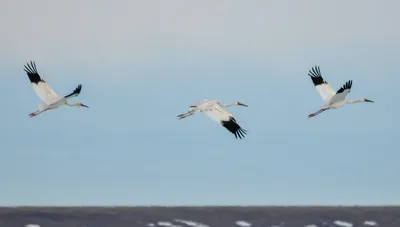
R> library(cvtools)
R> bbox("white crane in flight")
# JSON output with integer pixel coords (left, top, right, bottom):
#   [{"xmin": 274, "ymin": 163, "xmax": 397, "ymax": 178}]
[
  {"xmin": 23, "ymin": 61, "xmax": 89, "ymax": 118},
  {"xmin": 307, "ymin": 66, "xmax": 374, "ymax": 118},
  {"xmin": 177, "ymin": 99, "xmax": 249, "ymax": 139}
]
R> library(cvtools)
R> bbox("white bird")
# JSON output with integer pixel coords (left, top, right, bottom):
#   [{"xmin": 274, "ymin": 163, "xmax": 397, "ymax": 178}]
[
  {"xmin": 23, "ymin": 61, "xmax": 89, "ymax": 118},
  {"xmin": 177, "ymin": 99, "xmax": 249, "ymax": 139},
  {"xmin": 308, "ymin": 66, "xmax": 374, "ymax": 118}
]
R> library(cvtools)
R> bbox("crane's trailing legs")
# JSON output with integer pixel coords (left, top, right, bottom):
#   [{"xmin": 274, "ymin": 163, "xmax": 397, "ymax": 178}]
[
  {"xmin": 29, "ymin": 109, "xmax": 48, "ymax": 118},
  {"xmin": 177, "ymin": 109, "xmax": 195, "ymax": 120},
  {"xmin": 308, "ymin": 108, "xmax": 330, "ymax": 118},
  {"xmin": 28, "ymin": 102, "xmax": 89, "ymax": 118}
]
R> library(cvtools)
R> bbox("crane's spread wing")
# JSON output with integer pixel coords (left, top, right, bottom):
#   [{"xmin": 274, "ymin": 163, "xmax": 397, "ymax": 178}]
[
  {"xmin": 329, "ymin": 80, "xmax": 353, "ymax": 104},
  {"xmin": 308, "ymin": 66, "xmax": 335, "ymax": 103},
  {"xmin": 220, "ymin": 117, "xmax": 247, "ymax": 139},
  {"xmin": 204, "ymin": 106, "xmax": 247, "ymax": 139},
  {"xmin": 23, "ymin": 61, "xmax": 60, "ymax": 105},
  {"xmin": 64, "ymin": 84, "xmax": 83, "ymax": 99}
]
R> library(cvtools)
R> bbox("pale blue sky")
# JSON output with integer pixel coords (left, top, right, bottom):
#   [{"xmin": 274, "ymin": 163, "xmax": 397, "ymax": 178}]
[{"xmin": 1, "ymin": 0, "xmax": 399, "ymax": 206}]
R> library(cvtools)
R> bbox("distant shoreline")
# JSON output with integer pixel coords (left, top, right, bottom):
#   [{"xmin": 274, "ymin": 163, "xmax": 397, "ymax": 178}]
[
  {"xmin": 2, "ymin": 206, "xmax": 400, "ymax": 227},
  {"xmin": 1, "ymin": 205, "xmax": 399, "ymax": 208}
]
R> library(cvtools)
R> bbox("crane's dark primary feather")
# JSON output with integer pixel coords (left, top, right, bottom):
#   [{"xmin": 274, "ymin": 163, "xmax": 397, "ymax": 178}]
[
  {"xmin": 64, "ymin": 84, "xmax": 83, "ymax": 99},
  {"xmin": 308, "ymin": 66, "xmax": 327, "ymax": 86},
  {"xmin": 336, "ymin": 80, "xmax": 353, "ymax": 94},
  {"xmin": 220, "ymin": 117, "xmax": 247, "ymax": 139},
  {"xmin": 23, "ymin": 61, "xmax": 44, "ymax": 84}
]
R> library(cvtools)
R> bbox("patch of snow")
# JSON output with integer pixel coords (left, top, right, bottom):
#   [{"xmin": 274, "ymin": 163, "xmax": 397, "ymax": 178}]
[
  {"xmin": 174, "ymin": 219, "xmax": 210, "ymax": 227},
  {"xmin": 157, "ymin": 221, "xmax": 181, "ymax": 227},
  {"xmin": 305, "ymin": 225, "xmax": 317, "ymax": 227},
  {"xmin": 148, "ymin": 223, "xmax": 155, "ymax": 227},
  {"xmin": 364, "ymin": 221, "xmax": 378, "ymax": 226},
  {"xmin": 236, "ymin": 220, "xmax": 252, "ymax": 227},
  {"xmin": 26, "ymin": 225, "xmax": 40, "ymax": 227},
  {"xmin": 333, "ymin": 220, "xmax": 353, "ymax": 227}
]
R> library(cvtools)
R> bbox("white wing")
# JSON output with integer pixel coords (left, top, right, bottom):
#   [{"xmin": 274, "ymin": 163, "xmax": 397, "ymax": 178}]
[
  {"xmin": 328, "ymin": 80, "xmax": 352, "ymax": 105},
  {"xmin": 315, "ymin": 84, "xmax": 335, "ymax": 103},
  {"xmin": 308, "ymin": 66, "xmax": 335, "ymax": 103},
  {"xmin": 32, "ymin": 82, "xmax": 60, "ymax": 105},
  {"xmin": 203, "ymin": 105, "xmax": 231, "ymax": 123},
  {"xmin": 24, "ymin": 61, "xmax": 60, "ymax": 105},
  {"xmin": 204, "ymin": 104, "xmax": 248, "ymax": 139}
]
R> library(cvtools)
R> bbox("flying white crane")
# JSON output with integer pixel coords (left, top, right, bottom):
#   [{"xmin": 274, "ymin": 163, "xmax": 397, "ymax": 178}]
[
  {"xmin": 23, "ymin": 61, "xmax": 89, "ymax": 118},
  {"xmin": 307, "ymin": 66, "xmax": 374, "ymax": 118},
  {"xmin": 177, "ymin": 99, "xmax": 249, "ymax": 139}
]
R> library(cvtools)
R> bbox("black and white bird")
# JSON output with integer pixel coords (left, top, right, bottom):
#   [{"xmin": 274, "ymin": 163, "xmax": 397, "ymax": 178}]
[
  {"xmin": 23, "ymin": 61, "xmax": 89, "ymax": 118},
  {"xmin": 307, "ymin": 66, "xmax": 374, "ymax": 118},
  {"xmin": 177, "ymin": 99, "xmax": 248, "ymax": 139}
]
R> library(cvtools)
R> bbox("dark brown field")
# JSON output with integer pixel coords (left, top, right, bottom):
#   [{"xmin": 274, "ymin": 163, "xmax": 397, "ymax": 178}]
[{"xmin": 0, "ymin": 206, "xmax": 399, "ymax": 227}]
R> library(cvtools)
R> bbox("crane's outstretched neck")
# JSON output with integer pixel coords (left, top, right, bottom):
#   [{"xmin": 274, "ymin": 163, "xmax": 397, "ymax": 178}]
[
  {"xmin": 347, "ymin": 98, "xmax": 374, "ymax": 104},
  {"xmin": 223, "ymin": 101, "xmax": 249, "ymax": 108},
  {"xmin": 347, "ymin": 99, "xmax": 361, "ymax": 104},
  {"xmin": 66, "ymin": 102, "xmax": 89, "ymax": 108}
]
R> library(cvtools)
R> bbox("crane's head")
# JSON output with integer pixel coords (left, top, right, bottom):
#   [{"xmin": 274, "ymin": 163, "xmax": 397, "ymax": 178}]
[
  {"xmin": 364, "ymin": 98, "xmax": 374, "ymax": 103},
  {"xmin": 236, "ymin": 101, "xmax": 248, "ymax": 107},
  {"xmin": 77, "ymin": 103, "xmax": 89, "ymax": 108}
]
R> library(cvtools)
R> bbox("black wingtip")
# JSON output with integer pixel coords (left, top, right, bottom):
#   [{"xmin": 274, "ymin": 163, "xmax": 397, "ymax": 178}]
[
  {"xmin": 336, "ymin": 80, "xmax": 353, "ymax": 94},
  {"xmin": 308, "ymin": 65, "xmax": 327, "ymax": 86},
  {"xmin": 220, "ymin": 117, "xmax": 247, "ymax": 139},
  {"xmin": 64, "ymin": 84, "xmax": 83, "ymax": 99},
  {"xmin": 74, "ymin": 84, "xmax": 82, "ymax": 94},
  {"xmin": 23, "ymin": 60, "xmax": 43, "ymax": 84}
]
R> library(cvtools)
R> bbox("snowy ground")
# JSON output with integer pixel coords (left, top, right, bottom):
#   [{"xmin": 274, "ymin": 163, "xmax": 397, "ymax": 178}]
[{"xmin": 0, "ymin": 206, "xmax": 398, "ymax": 227}]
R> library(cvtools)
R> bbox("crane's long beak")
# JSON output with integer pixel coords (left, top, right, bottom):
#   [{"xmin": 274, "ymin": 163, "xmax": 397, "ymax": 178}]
[
  {"xmin": 365, "ymin": 99, "xmax": 374, "ymax": 103},
  {"xmin": 80, "ymin": 103, "xmax": 89, "ymax": 108},
  {"xmin": 238, "ymin": 102, "xmax": 248, "ymax": 107}
]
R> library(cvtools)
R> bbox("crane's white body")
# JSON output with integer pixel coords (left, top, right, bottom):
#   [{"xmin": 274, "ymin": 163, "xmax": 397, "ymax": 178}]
[
  {"xmin": 23, "ymin": 61, "xmax": 89, "ymax": 118},
  {"xmin": 308, "ymin": 66, "xmax": 374, "ymax": 118},
  {"xmin": 38, "ymin": 98, "xmax": 68, "ymax": 111},
  {"xmin": 177, "ymin": 99, "xmax": 248, "ymax": 139},
  {"xmin": 189, "ymin": 99, "xmax": 230, "ymax": 122}
]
